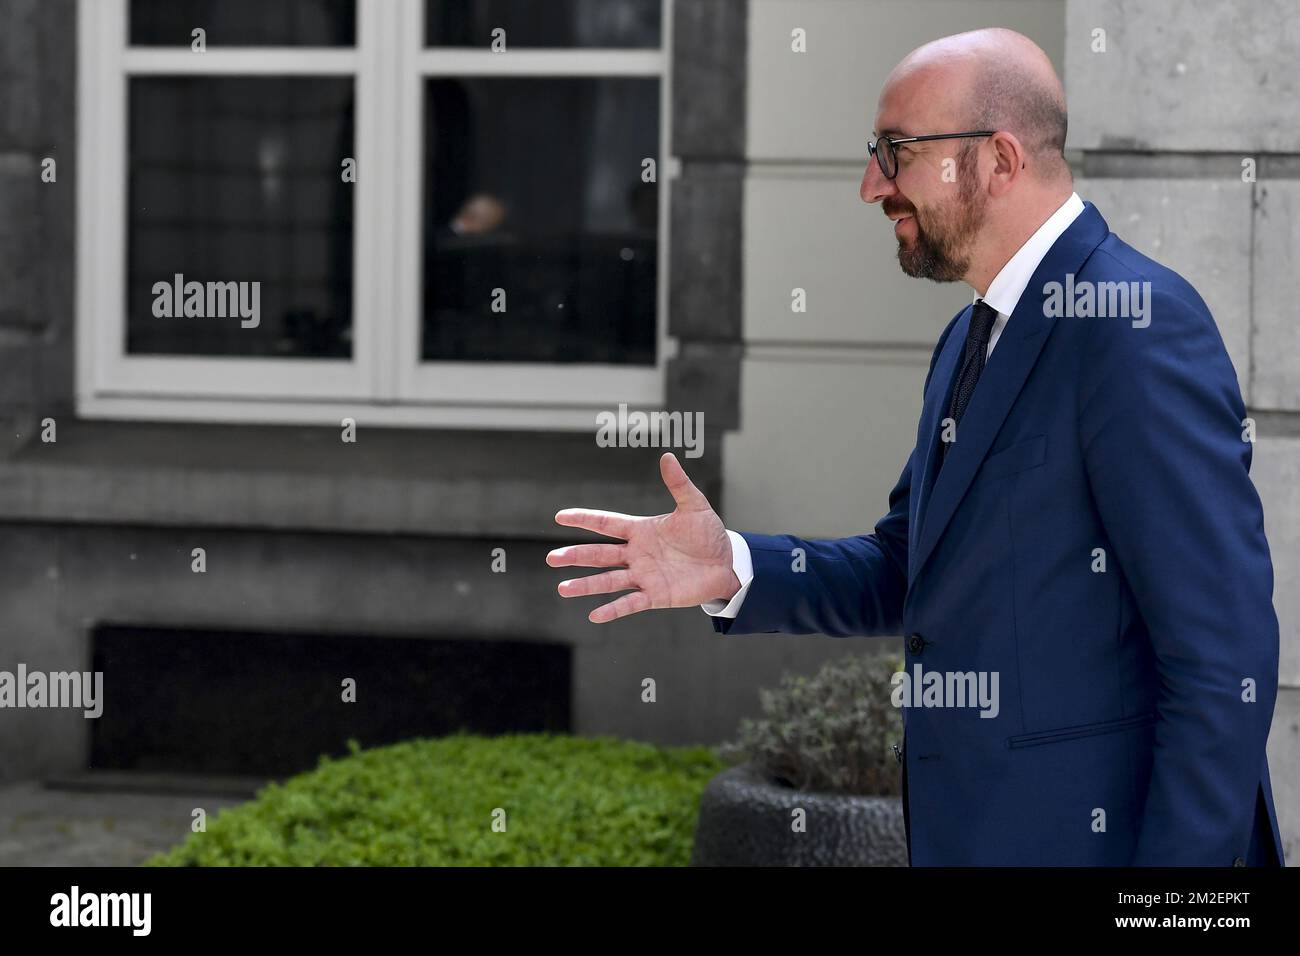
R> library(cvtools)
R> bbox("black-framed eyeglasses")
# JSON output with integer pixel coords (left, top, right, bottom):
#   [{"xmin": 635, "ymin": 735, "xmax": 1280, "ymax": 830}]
[{"xmin": 868, "ymin": 131, "xmax": 994, "ymax": 180}]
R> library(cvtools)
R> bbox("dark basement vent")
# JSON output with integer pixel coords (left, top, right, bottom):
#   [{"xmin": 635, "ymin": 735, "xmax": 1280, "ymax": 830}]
[{"xmin": 89, "ymin": 624, "xmax": 571, "ymax": 777}]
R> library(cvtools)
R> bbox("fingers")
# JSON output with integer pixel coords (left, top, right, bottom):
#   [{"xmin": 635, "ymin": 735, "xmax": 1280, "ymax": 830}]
[
  {"xmin": 556, "ymin": 568, "xmax": 634, "ymax": 599},
  {"xmin": 557, "ymin": 569, "xmax": 651, "ymax": 623},
  {"xmin": 589, "ymin": 590, "xmax": 653, "ymax": 624},
  {"xmin": 554, "ymin": 508, "xmax": 634, "ymax": 539},
  {"xmin": 546, "ymin": 543, "xmax": 627, "ymax": 569},
  {"xmin": 659, "ymin": 452, "xmax": 707, "ymax": 511}
]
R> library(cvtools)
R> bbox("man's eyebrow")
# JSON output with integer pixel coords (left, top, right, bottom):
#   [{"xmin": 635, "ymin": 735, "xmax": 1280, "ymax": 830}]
[{"xmin": 875, "ymin": 127, "xmax": 909, "ymax": 138}]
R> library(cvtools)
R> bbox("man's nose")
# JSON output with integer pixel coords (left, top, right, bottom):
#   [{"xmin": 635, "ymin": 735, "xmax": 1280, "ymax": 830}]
[{"xmin": 860, "ymin": 158, "xmax": 896, "ymax": 205}]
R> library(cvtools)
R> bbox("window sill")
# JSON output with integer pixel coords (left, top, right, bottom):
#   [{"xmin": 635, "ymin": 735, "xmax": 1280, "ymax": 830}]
[{"xmin": 0, "ymin": 420, "xmax": 717, "ymax": 539}]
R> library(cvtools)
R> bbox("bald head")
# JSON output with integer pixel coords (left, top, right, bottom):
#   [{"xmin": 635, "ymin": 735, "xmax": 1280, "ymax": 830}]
[
  {"xmin": 863, "ymin": 29, "xmax": 1074, "ymax": 290},
  {"xmin": 887, "ymin": 28, "xmax": 1069, "ymax": 181}
]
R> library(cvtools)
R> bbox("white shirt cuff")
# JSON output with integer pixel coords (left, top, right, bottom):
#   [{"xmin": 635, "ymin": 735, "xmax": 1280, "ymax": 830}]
[{"xmin": 700, "ymin": 530, "xmax": 754, "ymax": 619}]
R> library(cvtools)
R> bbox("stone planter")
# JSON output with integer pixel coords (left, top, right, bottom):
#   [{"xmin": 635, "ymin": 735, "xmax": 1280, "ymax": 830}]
[{"xmin": 691, "ymin": 762, "xmax": 909, "ymax": 866}]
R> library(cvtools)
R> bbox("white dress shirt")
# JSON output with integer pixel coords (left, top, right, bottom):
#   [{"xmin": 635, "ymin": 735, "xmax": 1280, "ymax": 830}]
[{"xmin": 702, "ymin": 192, "xmax": 1086, "ymax": 619}]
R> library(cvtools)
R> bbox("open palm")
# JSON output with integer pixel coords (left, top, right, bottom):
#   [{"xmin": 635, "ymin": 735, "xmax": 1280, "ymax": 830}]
[{"xmin": 548, "ymin": 453, "xmax": 740, "ymax": 623}]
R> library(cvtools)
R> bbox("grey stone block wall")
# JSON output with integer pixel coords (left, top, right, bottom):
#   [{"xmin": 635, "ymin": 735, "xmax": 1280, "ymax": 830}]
[
  {"xmin": 0, "ymin": 522, "xmax": 853, "ymax": 782},
  {"xmin": 1066, "ymin": 0, "xmax": 1300, "ymax": 154},
  {"xmin": 668, "ymin": 0, "xmax": 747, "ymax": 430},
  {"xmin": 0, "ymin": 0, "xmax": 75, "ymax": 451},
  {"xmin": 1253, "ymin": 181, "xmax": 1300, "ymax": 411},
  {"xmin": 1068, "ymin": 0, "xmax": 1300, "ymax": 863}
]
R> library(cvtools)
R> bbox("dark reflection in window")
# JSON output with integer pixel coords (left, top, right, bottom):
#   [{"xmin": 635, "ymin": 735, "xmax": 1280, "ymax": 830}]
[
  {"xmin": 426, "ymin": 0, "xmax": 661, "ymax": 48},
  {"xmin": 130, "ymin": 0, "xmax": 356, "ymax": 46},
  {"xmin": 127, "ymin": 77, "xmax": 355, "ymax": 358},
  {"xmin": 422, "ymin": 77, "xmax": 659, "ymax": 365}
]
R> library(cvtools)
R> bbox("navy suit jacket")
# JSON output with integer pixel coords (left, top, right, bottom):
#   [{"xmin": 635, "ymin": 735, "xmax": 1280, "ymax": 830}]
[{"xmin": 714, "ymin": 202, "xmax": 1285, "ymax": 867}]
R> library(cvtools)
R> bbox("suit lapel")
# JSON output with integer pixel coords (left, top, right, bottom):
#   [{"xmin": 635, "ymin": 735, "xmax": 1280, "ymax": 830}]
[
  {"xmin": 908, "ymin": 313, "xmax": 965, "ymax": 582},
  {"xmin": 908, "ymin": 203, "xmax": 1111, "ymax": 590}
]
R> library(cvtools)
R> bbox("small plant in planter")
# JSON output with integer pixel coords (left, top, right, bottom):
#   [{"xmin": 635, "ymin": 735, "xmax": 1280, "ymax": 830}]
[{"xmin": 692, "ymin": 650, "xmax": 909, "ymax": 866}]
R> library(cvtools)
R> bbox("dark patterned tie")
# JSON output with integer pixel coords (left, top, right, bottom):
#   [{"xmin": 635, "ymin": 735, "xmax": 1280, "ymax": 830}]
[{"xmin": 941, "ymin": 299, "xmax": 999, "ymax": 463}]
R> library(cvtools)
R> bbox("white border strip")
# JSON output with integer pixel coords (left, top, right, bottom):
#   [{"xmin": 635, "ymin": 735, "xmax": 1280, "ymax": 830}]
[
  {"xmin": 414, "ymin": 48, "xmax": 665, "ymax": 76},
  {"xmin": 122, "ymin": 49, "xmax": 360, "ymax": 74},
  {"xmin": 79, "ymin": 395, "xmax": 615, "ymax": 431}
]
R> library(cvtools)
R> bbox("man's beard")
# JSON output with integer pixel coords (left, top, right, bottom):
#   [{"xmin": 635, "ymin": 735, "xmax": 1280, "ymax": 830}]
[{"xmin": 892, "ymin": 157, "xmax": 986, "ymax": 282}]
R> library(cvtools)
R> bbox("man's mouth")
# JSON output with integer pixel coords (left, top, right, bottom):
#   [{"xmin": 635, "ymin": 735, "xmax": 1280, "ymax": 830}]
[{"xmin": 891, "ymin": 214, "xmax": 915, "ymax": 237}]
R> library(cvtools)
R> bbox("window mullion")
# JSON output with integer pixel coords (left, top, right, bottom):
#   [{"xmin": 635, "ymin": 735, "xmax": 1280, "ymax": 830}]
[
  {"xmin": 356, "ymin": 0, "xmax": 390, "ymax": 402},
  {"xmin": 392, "ymin": 0, "xmax": 426, "ymax": 405}
]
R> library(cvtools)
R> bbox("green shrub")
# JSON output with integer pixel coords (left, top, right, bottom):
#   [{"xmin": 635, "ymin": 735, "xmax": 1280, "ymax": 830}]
[
  {"xmin": 715, "ymin": 651, "xmax": 904, "ymax": 796},
  {"xmin": 148, "ymin": 732, "xmax": 726, "ymax": 866}
]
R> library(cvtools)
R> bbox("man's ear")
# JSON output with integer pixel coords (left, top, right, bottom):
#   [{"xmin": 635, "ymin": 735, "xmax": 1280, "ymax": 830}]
[{"xmin": 987, "ymin": 131, "xmax": 1025, "ymax": 198}]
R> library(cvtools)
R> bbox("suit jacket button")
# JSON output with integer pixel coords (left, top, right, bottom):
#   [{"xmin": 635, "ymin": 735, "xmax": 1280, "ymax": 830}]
[
  {"xmin": 1233, "ymin": 857, "xmax": 1246, "ymax": 867},
  {"xmin": 908, "ymin": 633, "xmax": 926, "ymax": 654}
]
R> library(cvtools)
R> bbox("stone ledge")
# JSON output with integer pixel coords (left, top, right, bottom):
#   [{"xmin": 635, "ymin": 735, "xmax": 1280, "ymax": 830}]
[{"xmin": 0, "ymin": 420, "xmax": 720, "ymax": 539}]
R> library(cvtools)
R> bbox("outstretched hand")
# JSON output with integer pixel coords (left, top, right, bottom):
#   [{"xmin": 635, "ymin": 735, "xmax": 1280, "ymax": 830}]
[{"xmin": 548, "ymin": 453, "xmax": 741, "ymax": 623}]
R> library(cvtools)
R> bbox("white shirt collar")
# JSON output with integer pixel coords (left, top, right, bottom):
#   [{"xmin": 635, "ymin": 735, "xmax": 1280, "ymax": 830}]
[{"xmin": 976, "ymin": 191, "xmax": 1085, "ymax": 317}]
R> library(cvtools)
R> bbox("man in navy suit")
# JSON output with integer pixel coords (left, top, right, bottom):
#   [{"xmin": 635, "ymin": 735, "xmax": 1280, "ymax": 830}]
[{"xmin": 548, "ymin": 28, "xmax": 1285, "ymax": 866}]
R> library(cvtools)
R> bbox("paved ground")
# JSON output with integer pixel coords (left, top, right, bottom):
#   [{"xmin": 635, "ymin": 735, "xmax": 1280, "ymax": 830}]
[{"xmin": 0, "ymin": 774, "xmax": 259, "ymax": 866}]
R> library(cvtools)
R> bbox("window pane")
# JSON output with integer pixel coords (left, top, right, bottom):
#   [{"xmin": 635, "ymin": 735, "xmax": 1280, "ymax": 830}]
[
  {"xmin": 426, "ymin": 0, "xmax": 661, "ymax": 48},
  {"xmin": 130, "ymin": 0, "xmax": 356, "ymax": 47},
  {"xmin": 423, "ymin": 77, "xmax": 659, "ymax": 365},
  {"xmin": 127, "ymin": 77, "xmax": 355, "ymax": 358}
]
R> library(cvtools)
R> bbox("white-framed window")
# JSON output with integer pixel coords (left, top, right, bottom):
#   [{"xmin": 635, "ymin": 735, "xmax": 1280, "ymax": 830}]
[{"xmin": 76, "ymin": 0, "xmax": 672, "ymax": 430}]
